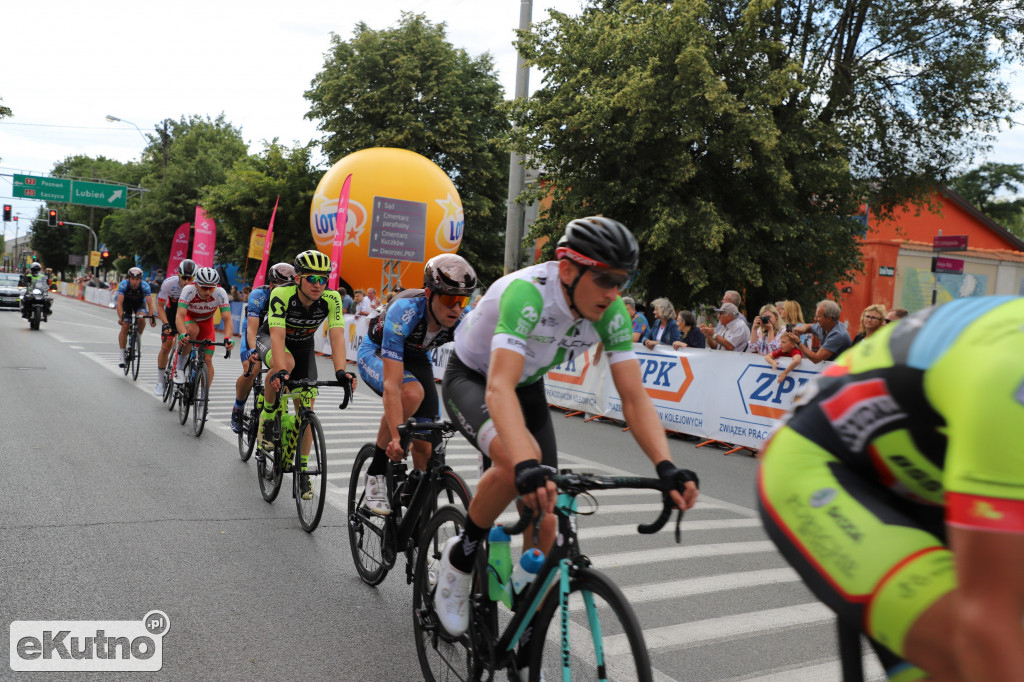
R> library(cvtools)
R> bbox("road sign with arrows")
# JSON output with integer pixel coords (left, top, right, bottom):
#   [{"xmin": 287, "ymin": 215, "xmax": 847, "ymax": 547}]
[{"xmin": 12, "ymin": 174, "xmax": 128, "ymax": 209}]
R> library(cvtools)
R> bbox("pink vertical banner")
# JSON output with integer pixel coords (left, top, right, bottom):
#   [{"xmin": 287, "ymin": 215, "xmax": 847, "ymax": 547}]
[
  {"xmin": 252, "ymin": 196, "xmax": 280, "ymax": 288},
  {"xmin": 192, "ymin": 206, "xmax": 216, "ymax": 267},
  {"xmin": 328, "ymin": 174, "xmax": 352, "ymax": 290},
  {"xmin": 166, "ymin": 222, "xmax": 191, "ymax": 275}
]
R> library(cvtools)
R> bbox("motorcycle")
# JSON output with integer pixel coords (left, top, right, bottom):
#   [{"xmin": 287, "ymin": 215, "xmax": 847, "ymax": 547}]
[{"xmin": 22, "ymin": 285, "xmax": 51, "ymax": 330}]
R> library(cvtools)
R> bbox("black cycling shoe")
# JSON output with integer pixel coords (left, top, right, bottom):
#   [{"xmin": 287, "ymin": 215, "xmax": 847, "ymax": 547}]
[
  {"xmin": 230, "ymin": 407, "xmax": 243, "ymax": 434},
  {"xmin": 300, "ymin": 475, "xmax": 313, "ymax": 501}
]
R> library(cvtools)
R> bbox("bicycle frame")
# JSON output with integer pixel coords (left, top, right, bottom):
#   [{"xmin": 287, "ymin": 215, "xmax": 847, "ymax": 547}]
[{"xmin": 389, "ymin": 445, "xmax": 457, "ymax": 558}]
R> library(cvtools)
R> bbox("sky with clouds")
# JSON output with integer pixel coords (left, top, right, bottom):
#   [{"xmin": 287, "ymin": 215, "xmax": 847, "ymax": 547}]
[{"xmin": 3, "ymin": 0, "xmax": 1024, "ymax": 245}]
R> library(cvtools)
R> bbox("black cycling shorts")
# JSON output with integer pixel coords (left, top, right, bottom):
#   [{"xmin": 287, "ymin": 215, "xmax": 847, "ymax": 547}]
[
  {"xmin": 442, "ymin": 351, "xmax": 557, "ymax": 471},
  {"xmin": 255, "ymin": 329, "xmax": 317, "ymax": 382}
]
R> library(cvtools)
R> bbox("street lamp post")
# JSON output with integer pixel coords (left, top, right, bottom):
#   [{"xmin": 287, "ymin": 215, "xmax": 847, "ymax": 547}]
[
  {"xmin": 60, "ymin": 221, "xmax": 99, "ymax": 277},
  {"xmin": 105, "ymin": 114, "xmax": 148, "ymax": 143}
]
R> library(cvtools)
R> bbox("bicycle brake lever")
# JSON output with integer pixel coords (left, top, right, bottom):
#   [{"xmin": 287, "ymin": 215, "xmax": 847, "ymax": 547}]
[
  {"xmin": 674, "ymin": 508, "xmax": 683, "ymax": 544},
  {"xmin": 532, "ymin": 509, "xmax": 544, "ymax": 546}
]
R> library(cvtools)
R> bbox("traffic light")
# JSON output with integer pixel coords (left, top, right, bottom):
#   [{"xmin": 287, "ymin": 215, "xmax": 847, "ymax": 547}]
[
  {"xmin": 101, "ymin": 249, "xmax": 110, "ymax": 260},
  {"xmin": 58, "ymin": 221, "xmax": 64, "ymax": 227},
  {"xmin": 2, "ymin": 205, "xmax": 10, "ymax": 222},
  {"xmin": 47, "ymin": 209, "xmax": 57, "ymax": 227}
]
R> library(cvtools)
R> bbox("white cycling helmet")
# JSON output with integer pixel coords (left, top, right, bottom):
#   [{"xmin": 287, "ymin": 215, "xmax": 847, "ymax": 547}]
[
  {"xmin": 195, "ymin": 267, "xmax": 219, "ymax": 287},
  {"xmin": 127, "ymin": 267, "xmax": 143, "ymax": 278}
]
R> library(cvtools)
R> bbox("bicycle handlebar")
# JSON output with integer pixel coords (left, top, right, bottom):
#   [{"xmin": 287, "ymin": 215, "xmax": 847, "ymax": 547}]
[
  {"xmin": 266, "ymin": 371, "xmax": 354, "ymax": 410},
  {"xmin": 396, "ymin": 418, "xmax": 457, "ymax": 452},
  {"xmin": 185, "ymin": 337, "xmax": 233, "ymax": 359},
  {"xmin": 504, "ymin": 471, "xmax": 685, "ymax": 543}
]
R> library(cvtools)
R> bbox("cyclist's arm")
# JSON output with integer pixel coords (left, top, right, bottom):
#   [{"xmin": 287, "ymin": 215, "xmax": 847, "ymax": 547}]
[
  {"xmin": 949, "ymin": 526, "xmax": 1024, "ymax": 678},
  {"xmin": 609, "ymin": 358, "xmax": 695, "ymax": 510},
  {"xmin": 220, "ymin": 307, "xmax": 233, "ymax": 344},
  {"xmin": 116, "ymin": 292, "xmax": 125, "ymax": 321},
  {"xmin": 327, "ymin": 324, "xmax": 347, "ymax": 371},
  {"xmin": 381, "ymin": 356, "xmax": 406, "ymax": 455},
  {"xmin": 245, "ymin": 317, "xmax": 261, "ymax": 356},
  {"xmin": 175, "ymin": 306, "xmax": 189, "ymax": 337},
  {"xmin": 268, "ymin": 326, "xmax": 286, "ymax": 375}
]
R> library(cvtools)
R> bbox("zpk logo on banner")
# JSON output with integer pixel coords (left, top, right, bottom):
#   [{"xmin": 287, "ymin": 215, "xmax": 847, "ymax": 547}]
[
  {"xmin": 736, "ymin": 364, "xmax": 814, "ymax": 419},
  {"xmin": 635, "ymin": 351, "xmax": 693, "ymax": 402}
]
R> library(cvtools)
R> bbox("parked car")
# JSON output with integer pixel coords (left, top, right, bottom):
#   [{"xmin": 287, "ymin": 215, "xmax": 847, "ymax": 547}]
[{"xmin": 0, "ymin": 272, "xmax": 26, "ymax": 308}]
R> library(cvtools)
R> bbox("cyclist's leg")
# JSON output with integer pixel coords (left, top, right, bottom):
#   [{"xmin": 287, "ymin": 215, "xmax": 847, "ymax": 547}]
[
  {"xmin": 157, "ymin": 305, "xmax": 176, "ymax": 370},
  {"xmin": 758, "ymin": 427, "xmax": 954, "ymax": 680},
  {"xmin": 358, "ymin": 343, "xmax": 426, "ymax": 471},
  {"xmin": 289, "ymin": 344, "xmax": 317, "ymax": 465},
  {"xmin": 405, "ymin": 352, "xmax": 438, "ymax": 472},
  {"xmin": 135, "ymin": 307, "xmax": 147, "ymax": 336}
]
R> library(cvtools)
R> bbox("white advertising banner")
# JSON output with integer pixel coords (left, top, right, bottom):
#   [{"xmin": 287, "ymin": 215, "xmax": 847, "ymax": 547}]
[{"xmin": 313, "ymin": 313, "xmax": 368, "ymax": 362}]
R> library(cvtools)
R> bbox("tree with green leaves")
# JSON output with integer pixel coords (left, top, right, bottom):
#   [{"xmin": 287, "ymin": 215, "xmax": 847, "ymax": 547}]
[
  {"xmin": 511, "ymin": 0, "xmax": 864, "ymax": 309},
  {"xmin": 100, "ymin": 114, "xmax": 248, "ymax": 268},
  {"xmin": 305, "ymin": 12, "xmax": 510, "ymax": 284},
  {"xmin": 199, "ymin": 140, "xmax": 322, "ymax": 284},
  {"xmin": 951, "ymin": 162, "xmax": 1024, "ymax": 238},
  {"xmin": 512, "ymin": 0, "xmax": 1024, "ymax": 308}
]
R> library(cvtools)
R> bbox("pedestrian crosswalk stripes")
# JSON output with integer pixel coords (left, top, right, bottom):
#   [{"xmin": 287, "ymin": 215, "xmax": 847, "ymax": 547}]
[{"xmin": 85, "ymin": 348, "xmax": 883, "ymax": 681}]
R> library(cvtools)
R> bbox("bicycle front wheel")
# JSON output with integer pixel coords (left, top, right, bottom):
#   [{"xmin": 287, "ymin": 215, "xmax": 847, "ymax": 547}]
[
  {"xmin": 347, "ymin": 444, "xmax": 391, "ymax": 585},
  {"xmin": 294, "ymin": 412, "xmax": 327, "ymax": 532},
  {"xmin": 257, "ymin": 440, "xmax": 283, "ymax": 503},
  {"xmin": 163, "ymin": 367, "xmax": 175, "ymax": 408},
  {"xmin": 526, "ymin": 565, "xmax": 652, "ymax": 682},
  {"xmin": 177, "ymin": 369, "xmax": 191, "ymax": 425},
  {"xmin": 412, "ymin": 504, "xmax": 476, "ymax": 682},
  {"xmin": 130, "ymin": 334, "xmax": 142, "ymax": 381},
  {"xmin": 191, "ymin": 364, "xmax": 209, "ymax": 437},
  {"xmin": 122, "ymin": 333, "xmax": 133, "ymax": 376}
]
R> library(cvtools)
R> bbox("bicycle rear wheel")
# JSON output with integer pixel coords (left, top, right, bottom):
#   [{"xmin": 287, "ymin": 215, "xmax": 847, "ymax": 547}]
[
  {"xmin": 238, "ymin": 394, "xmax": 260, "ymax": 462},
  {"xmin": 191, "ymin": 364, "xmax": 209, "ymax": 437},
  {"xmin": 526, "ymin": 565, "xmax": 652, "ymax": 682},
  {"xmin": 130, "ymin": 334, "xmax": 141, "ymax": 381},
  {"xmin": 294, "ymin": 412, "xmax": 328, "ymax": 532},
  {"xmin": 347, "ymin": 444, "xmax": 391, "ymax": 585},
  {"xmin": 257, "ymin": 438, "xmax": 284, "ymax": 503},
  {"xmin": 412, "ymin": 505, "xmax": 476, "ymax": 682}
]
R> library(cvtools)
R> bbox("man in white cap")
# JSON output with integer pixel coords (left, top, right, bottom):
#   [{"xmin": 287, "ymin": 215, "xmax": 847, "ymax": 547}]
[{"xmin": 699, "ymin": 302, "xmax": 749, "ymax": 351}]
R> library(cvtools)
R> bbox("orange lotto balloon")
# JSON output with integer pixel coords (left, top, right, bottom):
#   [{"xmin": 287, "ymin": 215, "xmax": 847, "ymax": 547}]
[{"xmin": 309, "ymin": 148, "xmax": 465, "ymax": 292}]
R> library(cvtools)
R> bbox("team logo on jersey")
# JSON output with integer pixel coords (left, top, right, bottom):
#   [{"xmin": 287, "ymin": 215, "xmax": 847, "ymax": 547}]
[
  {"xmin": 401, "ymin": 306, "xmax": 416, "ymax": 324},
  {"xmin": 516, "ymin": 304, "xmax": 540, "ymax": 335},
  {"xmin": 819, "ymin": 378, "xmax": 906, "ymax": 452}
]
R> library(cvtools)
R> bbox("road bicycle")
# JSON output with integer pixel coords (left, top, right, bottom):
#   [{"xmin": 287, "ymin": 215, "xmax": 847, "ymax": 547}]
[
  {"xmin": 347, "ymin": 419, "xmax": 471, "ymax": 587},
  {"xmin": 412, "ymin": 471, "xmax": 687, "ymax": 682},
  {"xmin": 120, "ymin": 312, "xmax": 155, "ymax": 381},
  {"xmin": 172, "ymin": 338, "xmax": 232, "ymax": 437},
  {"xmin": 256, "ymin": 370, "xmax": 353, "ymax": 533},
  {"xmin": 237, "ymin": 361, "xmax": 266, "ymax": 462}
]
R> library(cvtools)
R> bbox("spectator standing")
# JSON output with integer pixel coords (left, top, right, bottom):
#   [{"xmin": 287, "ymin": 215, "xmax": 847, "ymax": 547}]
[
  {"xmin": 792, "ymin": 300, "xmax": 852, "ymax": 363},
  {"xmin": 353, "ymin": 288, "xmax": 373, "ymax": 316},
  {"xmin": 338, "ymin": 287, "xmax": 354, "ymax": 314},
  {"xmin": 700, "ymin": 302, "xmax": 749, "ymax": 351},
  {"xmin": 641, "ymin": 298, "xmax": 681, "ymax": 349},
  {"xmin": 366, "ymin": 287, "xmax": 380, "ymax": 308},
  {"xmin": 722, "ymin": 290, "xmax": 749, "ymax": 327},
  {"xmin": 885, "ymin": 307, "xmax": 909, "ymax": 323},
  {"xmin": 852, "ymin": 303, "xmax": 887, "ymax": 345},
  {"xmin": 672, "ymin": 309, "xmax": 705, "ymax": 350},
  {"xmin": 748, "ymin": 303, "xmax": 783, "ymax": 355},
  {"xmin": 622, "ymin": 296, "xmax": 648, "ymax": 342}
]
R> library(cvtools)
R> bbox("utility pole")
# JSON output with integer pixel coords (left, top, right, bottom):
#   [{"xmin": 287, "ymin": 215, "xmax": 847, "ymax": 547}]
[{"xmin": 503, "ymin": 0, "xmax": 532, "ymax": 275}]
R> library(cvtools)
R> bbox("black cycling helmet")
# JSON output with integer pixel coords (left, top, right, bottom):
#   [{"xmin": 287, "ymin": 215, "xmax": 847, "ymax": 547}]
[
  {"xmin": 555, "ymin": 216, "xmax": 639, "ymax": 272},
  {"xmin": 424, "ymin": 254, "xmax": 477, "ymax": 296},
  {"xmin": 293, "ymin": 249, "xmax": 332, "ymax": 275},
  {"xmin": 177, "ymin": 259, "xmax": 198, "ymax": 279},
  {"xmin": 268, "ymin": 262, "xmax": 296, "ymax": 285}
]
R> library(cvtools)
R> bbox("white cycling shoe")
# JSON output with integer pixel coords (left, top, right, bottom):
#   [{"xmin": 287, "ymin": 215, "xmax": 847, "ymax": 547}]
[
  {"xmin": 433, "ymin": 536, "xmax": 472, "ymax": 637},
  {"xmin": 153, "ymin": 381, "xmax": 164, "ymax": 396},
  {"xmin": 362, "ymin": 474, "xmax": 392, "ymax": 516}
]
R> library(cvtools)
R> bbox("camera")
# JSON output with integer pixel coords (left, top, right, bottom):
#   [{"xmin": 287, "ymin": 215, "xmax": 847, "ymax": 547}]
[
  {"xmin": 760, "ymin": 315, "xmax": 772, "ymax": 324},
  {"xmin": 785, "ymin": 323, "xmax": 794, "ymax": 332}
]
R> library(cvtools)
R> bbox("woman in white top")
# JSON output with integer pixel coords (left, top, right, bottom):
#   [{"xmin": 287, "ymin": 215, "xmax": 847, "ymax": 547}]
[{"xmin": 748, "ymin": 303, "xmax": 782, "ymax": 355}]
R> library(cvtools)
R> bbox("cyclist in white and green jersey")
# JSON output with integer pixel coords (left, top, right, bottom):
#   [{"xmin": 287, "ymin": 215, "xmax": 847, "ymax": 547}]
[{"xmin": 434, "ymin": 216, "xmax": 701, "ymax": 643}]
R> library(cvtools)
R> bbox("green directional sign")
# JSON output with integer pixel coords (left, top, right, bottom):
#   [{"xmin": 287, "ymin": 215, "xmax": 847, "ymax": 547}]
[
  {"xmin": 11, "ymin": 174, "xmax": 128, "ymax": 209},
  {"xmin": 71, "ymin": 180, "xmax": 127, "ymax": 208},
  {"xmin": 13, "ymin": 174, "xmax": 71, "ymax": 202}
]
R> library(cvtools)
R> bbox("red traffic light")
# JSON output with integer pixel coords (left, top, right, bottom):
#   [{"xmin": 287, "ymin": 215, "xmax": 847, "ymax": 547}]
[
  {"xmin": 2, "ymin": 205, "xmax": 10, "ymax": 221},
  {"xmin": 47, "ymin": 209, "xmax": 58, "ymax": 227},
  {"xmin": 101, "ymin": 250, "xmax": 110, "ymax": 259}
]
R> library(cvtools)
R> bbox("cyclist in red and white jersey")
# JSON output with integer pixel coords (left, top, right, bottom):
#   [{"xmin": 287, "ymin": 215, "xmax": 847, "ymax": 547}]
[{"xmin": 173, "ymin": 266, "xmax": 233, "ymax": 388}]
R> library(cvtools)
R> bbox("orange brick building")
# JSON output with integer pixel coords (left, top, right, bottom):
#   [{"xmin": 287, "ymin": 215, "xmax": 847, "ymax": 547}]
[{"xmin": 837, "ymin": 188, "xmax": 1024, "ymax": 335}]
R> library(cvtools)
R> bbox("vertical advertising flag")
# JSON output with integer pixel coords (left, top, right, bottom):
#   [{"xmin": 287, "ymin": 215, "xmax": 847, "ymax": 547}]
[
  {"xmin": 248, "ymin": 229, "xmax": 267, "ymax": 260},
  {"xmin": 166, "ymin": 222, "xmax": 191, "ymax": 275},
  {"xmin": 328, "ymin": 174, "xmax": 352, "ymax": 291},
  {"xmin": 252, "ymin": 196, "xmax": 280, "ymax": 288},
  {"xmin": 192, "ymin": 206, "xmax": 216, "ymax": 267}
]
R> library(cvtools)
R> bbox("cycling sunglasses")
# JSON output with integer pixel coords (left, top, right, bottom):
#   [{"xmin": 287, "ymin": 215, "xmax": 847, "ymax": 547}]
[
  {"xmin": 435, "ymin": 293, "xmax": 470, "ymax": 308},
  {"xmin": 589, "ymin": 268, "xmax": 633, "ymax": 292},
  {"xmin": 303, "ymin": 274, "xmax": 329, "ymax": 286},
  {"xmin": 179, "ymin": 275, "xmax": 194, "ymax": 282},
  {"xmin": 198, "ymin": 285, "xmax": 215, "ymax": 291}
]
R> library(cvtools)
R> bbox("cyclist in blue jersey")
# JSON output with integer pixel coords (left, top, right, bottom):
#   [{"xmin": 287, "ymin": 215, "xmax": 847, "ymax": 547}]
[
  {"xmin": 356, "ymin": 254, "xmax": 477, "ymax": 515},
  {"xmin": 230, "ymin": 263, "xmax": 296, "ymax": 433},
  {"xmin": 115, "ymin": 267, "xmax": 156, "ymax": 367}
]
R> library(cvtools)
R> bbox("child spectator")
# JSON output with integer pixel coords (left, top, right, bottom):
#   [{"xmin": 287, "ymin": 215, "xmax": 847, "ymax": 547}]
[{"xmin": 766, "ymin": 331, "xmax": 802, "ymax": 384}]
